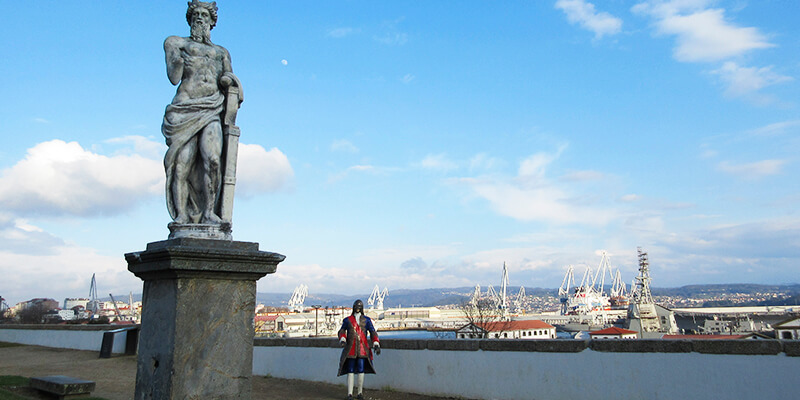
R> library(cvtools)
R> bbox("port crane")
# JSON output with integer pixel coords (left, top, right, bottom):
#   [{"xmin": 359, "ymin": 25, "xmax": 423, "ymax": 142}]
[
  {"xmin": 367, "ymin": 285, "xmax": 388, "ymax": 310},
  {"xmin": 88, "ymin": 273, "xmax": 101, "ymax": 315},
  {"xmin": 108, "ymin": 293, "xmax": 124, "ymax": 322},
  {"xmin": 287, "ymin": 284, "xmax": 308, "ymax": 312},
  {"xmin": 0, "ymin": 296, "xmax": 9, "ymax": 318}
]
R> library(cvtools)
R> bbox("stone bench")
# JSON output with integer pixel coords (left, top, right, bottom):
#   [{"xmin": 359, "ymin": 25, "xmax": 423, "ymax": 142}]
[{"xmin": 29, "ymin": 375, "xmax": 96, "ymax": 399}]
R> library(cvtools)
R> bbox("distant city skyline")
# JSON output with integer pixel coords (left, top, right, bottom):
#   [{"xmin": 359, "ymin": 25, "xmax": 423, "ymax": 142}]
[{"xmin": 2, "ymin": 1, "xmax": 799, "ymax": 306}]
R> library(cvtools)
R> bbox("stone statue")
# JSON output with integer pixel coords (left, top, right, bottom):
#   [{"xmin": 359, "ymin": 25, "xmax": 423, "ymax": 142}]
[
  {"xmin": 162, "ymin": 0, "xmax": 242, "ymax": 238},
  {"xmin": 338, "ymin": 299, "xmax": 380, "ymax": 400}
]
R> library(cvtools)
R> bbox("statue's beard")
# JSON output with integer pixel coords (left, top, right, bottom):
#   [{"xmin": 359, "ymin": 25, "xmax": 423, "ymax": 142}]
[{"xmin": 190, "ymin": 21, "xmax": 211, "ymax": 44}]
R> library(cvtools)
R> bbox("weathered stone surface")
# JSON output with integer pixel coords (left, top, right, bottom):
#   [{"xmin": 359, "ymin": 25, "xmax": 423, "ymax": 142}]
[
  {"xmin": 481, "ymin": 339, "xmax": 589, "ymax": 353},
  {"xmin": 591, "ymin": 339, "xmax": 692, "ymax": 353},
  {"xmin": 126, "ymin": 238, "xmax": 284, "ymax": 281},
  {"xmin": 781, "ymin": 340, "xmax": 800, "ymax": 356},
  {"xmin": 127, "ymin": 239, "xmax": 283, "ymax": 400},
  {"xmin": 30, "ymin": 375, "xmax": 95, "ymax": 396},
  {"xmin": 692, "ymin": 339, "xmax": 782, "ymax": 355},
  {"xmin": 425, "ymin": 339, "xmax": 480, "ymax": 351},
  {"xmin": 379, "ymin": 339, "xmax": 425, "ymax": 350},
  {"xmin": 284, "ymin": 337, "xmax": 339, "ymax": 348},
  {"xmin": 162, "ymin": 1, "xmax": 243, "ymax": 228}
]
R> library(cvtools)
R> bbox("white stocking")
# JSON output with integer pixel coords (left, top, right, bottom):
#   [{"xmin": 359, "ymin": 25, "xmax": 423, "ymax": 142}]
[
  {"xmin": 347, "ymin": 373, "xmax": 354, "ymax": 396},
  {"xmin": 357, "ymin": 373, "xmax": 365, "ymax": 394}
]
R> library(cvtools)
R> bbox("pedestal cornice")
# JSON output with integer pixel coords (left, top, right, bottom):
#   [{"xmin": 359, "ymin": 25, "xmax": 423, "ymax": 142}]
[{"xmin": 125, "ymin": 238, "xmax": 285, "ymax": 281}]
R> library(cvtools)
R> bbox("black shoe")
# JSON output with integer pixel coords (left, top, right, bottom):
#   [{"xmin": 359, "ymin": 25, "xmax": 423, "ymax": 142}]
[
  {"xmin": 357, "ymin": 395, "xmax": 364, "ymax": 400},
  {"xmin": 346, "ymin": 395, "xmax": 353, "ymax": 400}
]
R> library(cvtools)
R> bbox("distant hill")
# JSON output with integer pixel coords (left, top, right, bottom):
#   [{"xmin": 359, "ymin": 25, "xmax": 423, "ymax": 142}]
[
  {"xmin": 649, "ymin": 283, "xmax": 800, "ymax": 298},
  {"xmin": 258, "ymin": 286, "xmax": 558, "ymax": 308},
  {"xmin": 109, "ymin": 283, "xmax": 800, "ymax": 309},
  {"xmin": 256, "ymin": 283, "xmax": 800, "ymax": 308}
]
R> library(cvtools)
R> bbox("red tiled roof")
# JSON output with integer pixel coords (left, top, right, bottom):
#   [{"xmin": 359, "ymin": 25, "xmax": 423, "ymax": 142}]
[
  {"xmin": 589, "ymin": 327, "xmax": 637, "ymax": 335},
  {"xmin": 255, "ymin": 315, "xmax": 279, "ymax": 322},
  {"xmin": 474, "ymin": 320, "xmax": 554, "ymax": 332}
]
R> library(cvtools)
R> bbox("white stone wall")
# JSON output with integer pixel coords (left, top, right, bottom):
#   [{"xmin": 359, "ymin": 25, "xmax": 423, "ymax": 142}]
[
  {"xmin": 252, "ymin": 343, "xmax": 800, "ymax": 400},
  {"xmin": 0, "ymin": 327, "xmax": 129, "ymax": 354}
]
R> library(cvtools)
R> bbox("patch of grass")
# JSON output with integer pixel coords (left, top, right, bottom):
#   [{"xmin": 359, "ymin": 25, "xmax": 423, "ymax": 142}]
[
  {"xmin": 0, "ymin": 342, "xmax": 23, "ymax": 349},
  {"xmin": 381, "ymin": 385, "xmax": 397, "ymax": 392},
  {"xmin": 0, "ymin": 377, "xmax": 30, "ymax": 400},
  {"xmin": 0, "ymin": 377, "xmax": 28, "ymax": 388},
  {"xmin": 0, "ymin": 387, "xmax": 30, "ymax": 400}
]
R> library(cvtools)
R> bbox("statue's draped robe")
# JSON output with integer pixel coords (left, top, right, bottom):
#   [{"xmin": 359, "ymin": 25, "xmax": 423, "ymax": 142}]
[{"xmin": 162, "ymin": 92, "xmax": 224, "ymax": 222}]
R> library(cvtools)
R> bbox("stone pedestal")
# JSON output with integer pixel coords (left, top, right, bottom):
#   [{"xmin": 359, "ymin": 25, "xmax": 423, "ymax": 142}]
[{"xmin": 126, "ymin": 238, "xmax": 284, "ymax": 400}]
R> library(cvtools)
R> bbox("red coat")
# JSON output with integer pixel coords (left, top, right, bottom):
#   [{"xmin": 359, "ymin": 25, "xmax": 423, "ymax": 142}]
[{"xmin": 337, "ymin": 314, "xmax": 379, "ymax": 376}]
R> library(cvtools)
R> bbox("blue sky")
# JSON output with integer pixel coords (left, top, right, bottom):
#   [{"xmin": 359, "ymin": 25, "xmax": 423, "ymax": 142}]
[{"xmin": 2, "ymin": 1, "xmax": 799, "ymax": 306}]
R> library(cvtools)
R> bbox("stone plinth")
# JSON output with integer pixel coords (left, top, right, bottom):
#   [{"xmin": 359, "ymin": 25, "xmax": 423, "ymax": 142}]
[{"xmin": 126, "ymin": 238, "xmax": 284, "ymax": 400}]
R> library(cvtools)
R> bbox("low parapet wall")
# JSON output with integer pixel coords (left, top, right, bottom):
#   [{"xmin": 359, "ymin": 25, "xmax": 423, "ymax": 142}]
[
  {"xmin": 253, "ymin": 338, "xmax": 800, "ymax": 400},
  {"xmin": 0, "ymin": 324, "xmax": 134, "ymax": 354},
  {"xmin": 3, "ymin": 326, "xmax": 798, "ymax": 400}
]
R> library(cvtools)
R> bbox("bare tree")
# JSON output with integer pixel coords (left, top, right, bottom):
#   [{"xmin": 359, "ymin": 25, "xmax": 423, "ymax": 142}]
[
  {"xmin": 458, "ymin": 299, "xmax": 512, "ymax": 339},
  {"xmin": 17, "ymin": 304, "xmax": 48, "ymax": 324}
]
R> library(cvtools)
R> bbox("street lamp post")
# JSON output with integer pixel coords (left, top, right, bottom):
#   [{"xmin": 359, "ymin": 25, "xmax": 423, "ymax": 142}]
[{"xmin": 312, "ymin": 305, "xmax": 322, "ymax": 336}]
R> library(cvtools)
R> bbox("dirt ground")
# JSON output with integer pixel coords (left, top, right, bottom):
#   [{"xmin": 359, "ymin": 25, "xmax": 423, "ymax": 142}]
[{"xmin": 0, "ymin": 344, "xmax": 466, "ymax": 400}]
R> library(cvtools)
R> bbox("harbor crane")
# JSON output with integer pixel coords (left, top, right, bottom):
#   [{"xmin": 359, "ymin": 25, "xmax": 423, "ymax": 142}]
[
  {"xmin": 367, "ymin": 285, "xmax": 388, "ymax": 310},
  {"xmin": 469, "ymin": 284, "xmax": 481, "ymax": 306},
  {"xmin": 287, "ymin": 284, "xmax": 308, "ymax": 312},
  {"xmin": 513, "ymin": 286, "xmax": 526, "ymax": 313},
  {"xmin": 499, "ymin": 262, "xmax": 509, "ymax": 314},
  {"xmin": 558, "ymin": 265, "xmax": 575, "ymax": 315},
  {"xmin": 88, "ymin": 273, "xmax": 100, "ymax": 315},
  {"xmin": 108, "ymin": 293, "xmax": 124, "ymax": 322}
]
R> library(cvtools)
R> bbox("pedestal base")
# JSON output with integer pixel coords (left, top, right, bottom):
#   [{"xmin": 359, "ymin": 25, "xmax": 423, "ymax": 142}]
[
  {"xmin": 168, "ymin": 222, "xmax": 232, "ymax": 240},
  {"xmin": 126, "ymin": 238, "xmax": 284, "ymax": 400}
]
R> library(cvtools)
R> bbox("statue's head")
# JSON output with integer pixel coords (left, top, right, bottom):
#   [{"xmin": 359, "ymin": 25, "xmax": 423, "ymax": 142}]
[
  {"xmin": 352, "ymin": 300, "xmax": 364, "ymax": 315},
  {"xmin": 186, "ymin": 1, "xmax": 218, "ymax": 30}
]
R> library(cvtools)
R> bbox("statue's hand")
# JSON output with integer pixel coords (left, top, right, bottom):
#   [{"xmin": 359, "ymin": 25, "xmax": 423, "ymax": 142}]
[
  {"xmin": 220, "ymin": 75, "xmax": 233, "ymax": 88},
  {"xmin": 220, "ymin": 72, "xmax": 238, "ymax": 88}
]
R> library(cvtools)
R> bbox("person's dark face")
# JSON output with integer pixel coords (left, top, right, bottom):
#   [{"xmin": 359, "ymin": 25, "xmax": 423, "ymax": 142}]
[{"xmin": 353, "ymin": 300, "xmax": 364, "ymax": 314}]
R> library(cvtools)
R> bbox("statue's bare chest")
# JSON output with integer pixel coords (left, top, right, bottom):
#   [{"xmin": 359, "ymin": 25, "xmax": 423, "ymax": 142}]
[{"xmin": 184, "ymin": 42, "xmax": 223, "ymax": 65}]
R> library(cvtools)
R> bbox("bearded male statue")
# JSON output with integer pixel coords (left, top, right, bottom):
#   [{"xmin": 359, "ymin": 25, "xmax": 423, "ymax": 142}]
[{"xmin": 162, "ymin": 0, "xmax": 242, "ymax": 233}]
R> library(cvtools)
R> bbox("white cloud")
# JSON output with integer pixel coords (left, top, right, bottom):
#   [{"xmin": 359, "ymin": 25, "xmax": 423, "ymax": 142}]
[
  {"xmin": 33, "ymin": 118, "xmax": 50, "ymax": 124},
  {"xmin": 747, "ymin": 120, "xmax": 800, "ymax": 137},
  {"xmin": 0, "ymin": 239, "xmax": 142, "ymax": 306},
  {"xmin": 468, "ymin": 153, "xmax": 501, "ymax": 171},
  {"xmin": 561, "ymin": 170, "xmax": 605, "ymax": 182},
  {"xmin": 456, "ymin": 148, "xmax": 617, "ymax": 225},
  {"xmin": 420, "ymin": 153, "xmax": 459, "ymax": 171},
  {"xmin": 328, "ymin": 27, "xmax": 359, "ymax": 38},
  {"xmin": 374, "ymin": 33, "xmax": 408, "ymax": 46},
  {"xmin": 401, "ymin": 74, "xmax": 415, "ymax": 84},
  {"xmin": 236, "ymin": 143, "xmax": 294, "ymax": 196},
  {"xmin": 633, "ymin": 1, "xmax": 774, "ymax": 62},
  {"xmin": 327, "ymin": 164, "xmax": 383, "ymax": 183},
  {"xmin": 556, "ymin": 0, "xmax": 623, "ymax": 39},
  {"xmin": 712, "ymin": 62, "xmax": 793, "ymax": 98},
  {"xmin": 105, "ymin": 135, "xmax": 165, "ymax": 159},
  {"xmin": 619, "ymin": 194, "xmax": 641, "ymax": 202},
  {"xmin": 374, "ymin": 18, "xmax": 408, "ymax": 45},
  {"xmin": 0, "ymin": 140, "xmax": 163, "ymax": 217},
  {"xmin": 0, "ymin": 217, "xmax": 64, "ymax": 256},
  {"xmin": 330, "ymin": 139, "xmax": 359, "ymax": 153},
  {"xmin": 717, "ymin": 159, "xmax": 786, "ymax": 179}
]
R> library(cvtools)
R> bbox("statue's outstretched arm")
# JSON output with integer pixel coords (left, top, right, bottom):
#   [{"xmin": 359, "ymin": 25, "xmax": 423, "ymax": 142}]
[{"xmin": 164, "ymin": 36, "xmax": 184, "ymax": 86}]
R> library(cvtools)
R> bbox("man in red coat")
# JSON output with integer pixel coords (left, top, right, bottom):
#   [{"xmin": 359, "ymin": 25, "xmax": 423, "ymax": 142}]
[{"xmin": 338, "ymin": 299, "xmax": 380, "ymax": 400}]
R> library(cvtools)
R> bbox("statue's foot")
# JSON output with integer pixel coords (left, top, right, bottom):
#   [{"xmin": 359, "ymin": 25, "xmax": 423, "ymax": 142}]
[
  {"xmin": 202, "ymin": 212, "xmax": 224, "ymax": 224},
  {"xmin": 174, "ymin": 214, "xmax": 191, "ymax": 224}
]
